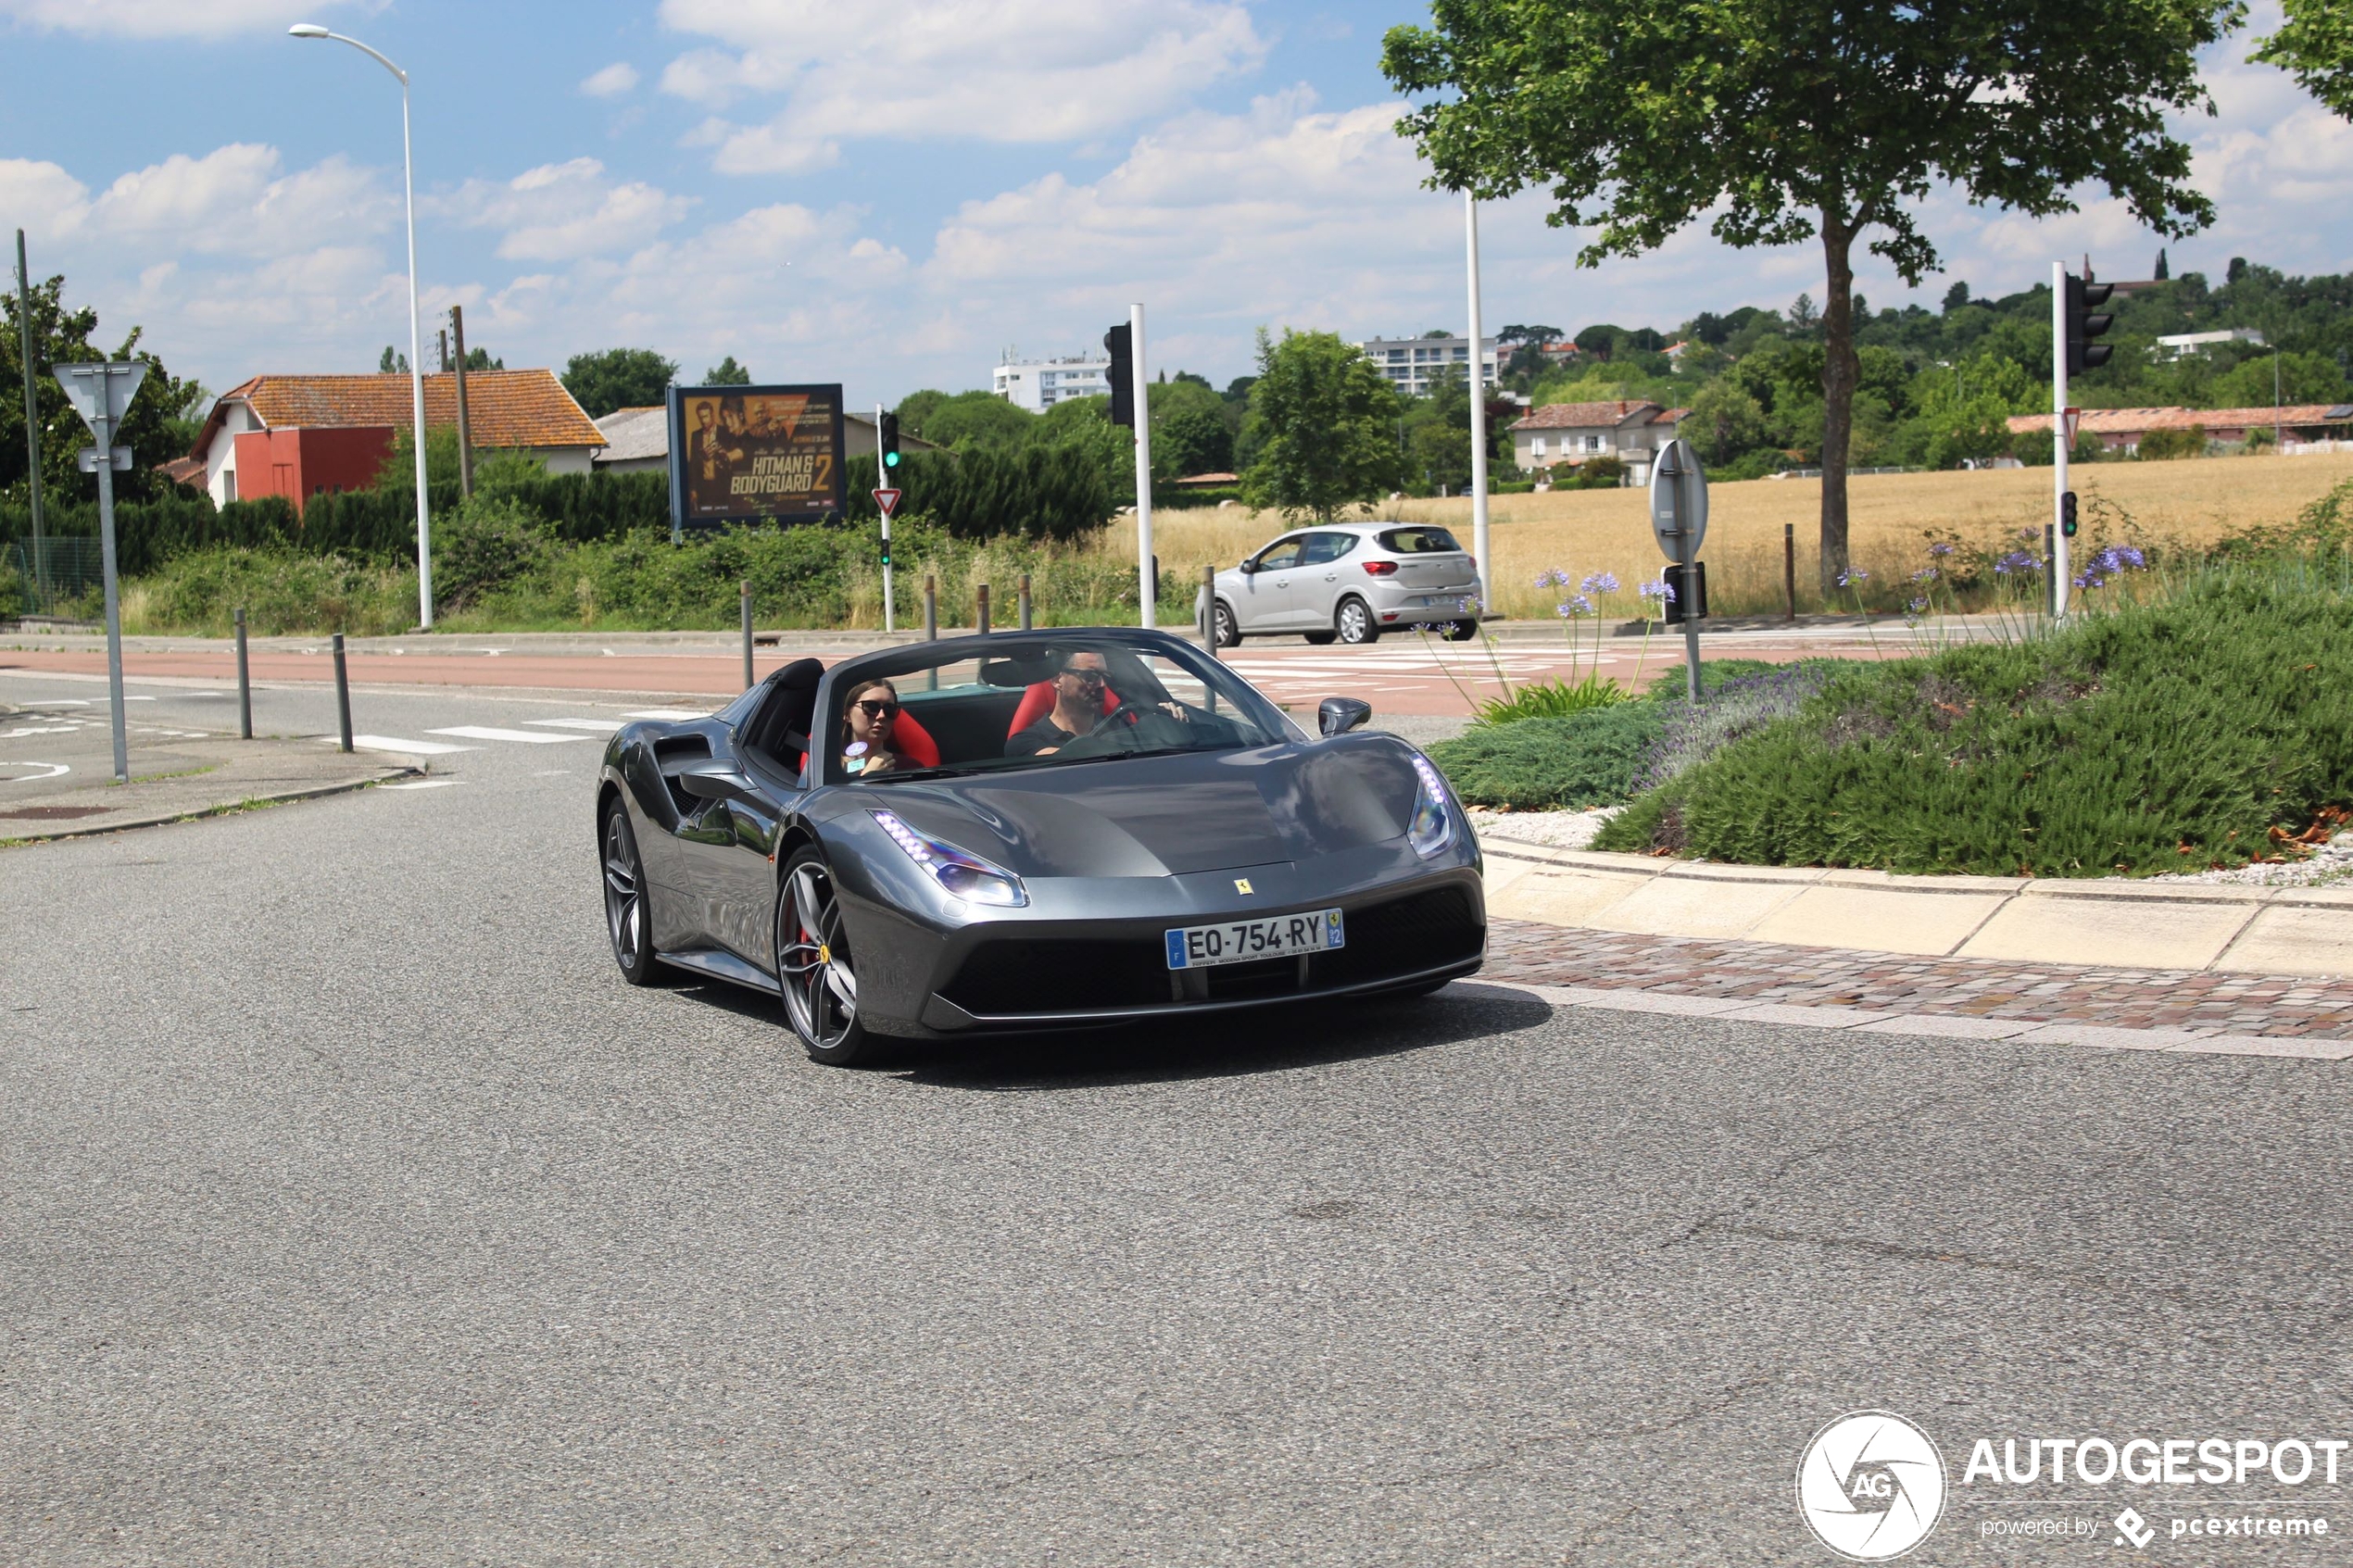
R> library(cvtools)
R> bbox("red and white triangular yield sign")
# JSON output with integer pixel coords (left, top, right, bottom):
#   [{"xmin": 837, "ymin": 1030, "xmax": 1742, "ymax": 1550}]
[{"xmin": 873, "ymin": 487, "xmax": 903, "ymax": 520}]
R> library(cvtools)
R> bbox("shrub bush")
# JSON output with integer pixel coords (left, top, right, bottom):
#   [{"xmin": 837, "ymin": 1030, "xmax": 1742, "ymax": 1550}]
[
  {"xmin": 1430, "ymin": 703, "xmax": 1667, "ymax": 809},
  {"xmin": 1593, "ymin": 574, "xmax": 2353, "ymax": 875}
]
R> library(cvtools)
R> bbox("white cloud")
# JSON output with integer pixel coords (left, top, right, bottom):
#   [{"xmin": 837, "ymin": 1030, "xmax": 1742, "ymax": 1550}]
[
  {"xmin": 581, "ymin": 61, "xmax": 640, "ymax": 97},
  {"xmin": 657, "ymin": 0, "xmax": 1266, "ymax": 172},
  {"xmin": 0, "ymin": 0, "xmax": 356, "ymax": 38},
  {"xmin": 433, "ymin": 158, "xmax": 692, "ymax": 263}
]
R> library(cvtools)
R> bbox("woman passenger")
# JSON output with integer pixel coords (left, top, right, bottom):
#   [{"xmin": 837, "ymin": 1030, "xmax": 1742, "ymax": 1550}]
[{"xmin": 839, "ymin": 678, "xmax": 902, "ymax": 775}]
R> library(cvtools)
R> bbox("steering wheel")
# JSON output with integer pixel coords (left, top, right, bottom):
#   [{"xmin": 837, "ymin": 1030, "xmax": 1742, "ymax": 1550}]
[{"xmin": 1084, "ymin": 701, "xmax": 1144, "ymax": 739}]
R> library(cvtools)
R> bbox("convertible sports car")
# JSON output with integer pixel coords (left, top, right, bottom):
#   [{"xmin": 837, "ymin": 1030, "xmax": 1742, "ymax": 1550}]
[{"xmin": 596, "ymin": 627, "xmax": 1485, "ymax": 1064}]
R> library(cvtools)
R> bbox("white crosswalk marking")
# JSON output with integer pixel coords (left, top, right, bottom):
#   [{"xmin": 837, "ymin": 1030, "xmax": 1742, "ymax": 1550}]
[
  {"xmin": 345, "ymin": 734, "xmax": 479, "ymax": 756},
  {"xmin": 623, "ymin": 709, "xmax": 711, "ymax": 721},
  {"xmin": 426, "ymin": 725, "xmax": 590, "ymax": 745},
  {"xmin": 527, "ymin": 718, "xmax": 623, "ymax": 732}
]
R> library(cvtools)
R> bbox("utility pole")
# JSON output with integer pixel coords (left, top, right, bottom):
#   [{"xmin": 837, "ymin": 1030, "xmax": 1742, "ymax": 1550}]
[
  {"xmin": 15, "ymin": 231, "xmax": 44, "ymax": 604},
  {"xmin": 436, "ymin": 326, "xmax": 448, "ymax": 372},
  {"xmin": 451, "ymin": 304, "xmax": 474, "ymax": 498}
]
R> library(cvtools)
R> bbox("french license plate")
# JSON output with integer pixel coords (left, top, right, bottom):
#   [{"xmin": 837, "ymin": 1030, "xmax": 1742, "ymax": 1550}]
[{"xmin": 1165, "ymin": 908, "xmax": 1345, "ymax": 970}]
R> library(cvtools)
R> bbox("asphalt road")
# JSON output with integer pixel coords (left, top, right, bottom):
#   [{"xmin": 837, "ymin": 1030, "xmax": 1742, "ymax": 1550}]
[{"xmin": 5, "ymin": 670, "xmax": 2350, "ymax": 1566}]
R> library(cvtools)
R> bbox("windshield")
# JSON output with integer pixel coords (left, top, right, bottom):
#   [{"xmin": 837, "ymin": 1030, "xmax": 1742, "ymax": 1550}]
[{"xmin": 823, "ymin": 634, "xmax": 1298, "ymax": 784}]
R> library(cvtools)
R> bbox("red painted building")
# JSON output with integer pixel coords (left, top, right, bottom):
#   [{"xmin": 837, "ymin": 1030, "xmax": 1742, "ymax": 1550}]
[{"xmin": 226, "ymin": 425, "xmax": 395, "ymax": 512}]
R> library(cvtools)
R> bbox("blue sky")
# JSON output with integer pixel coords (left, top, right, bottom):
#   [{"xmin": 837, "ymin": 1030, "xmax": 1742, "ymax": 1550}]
[{"xmin": 5, "ymin": 0, "xmax": 2347, "ymax": 414}]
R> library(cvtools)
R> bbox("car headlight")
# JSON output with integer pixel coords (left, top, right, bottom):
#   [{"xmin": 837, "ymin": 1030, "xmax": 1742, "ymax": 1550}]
[
  {"xmin": 1406, "ymin": 753, "xmax": 1455, "ymax": 858},
  {"xmin": 870, "ymin": 809, "xmax": 1029, "ymax": 907}
]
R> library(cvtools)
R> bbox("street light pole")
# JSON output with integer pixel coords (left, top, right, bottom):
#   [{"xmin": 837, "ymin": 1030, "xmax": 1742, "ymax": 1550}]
[
  {"xmin": 1464, "ymin": 192, "xmax": 1492, "ymax": 618},
  {"xmin": 290, "ymin": 23, "xmax": 433, "ymax": 630}
]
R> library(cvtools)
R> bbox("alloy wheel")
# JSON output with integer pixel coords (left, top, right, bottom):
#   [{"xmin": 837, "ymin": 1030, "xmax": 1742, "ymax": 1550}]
[
  {"xmin": 1338, "ymin": 598, "xmax": 1375, "ymax": 644},
  {"xmin": 776, "ymin": 860, "xmax": 859, "ymax": 1050},
  {"xmin": 603, "ymin": 811, "xmax": 643, "ymax": 963}
]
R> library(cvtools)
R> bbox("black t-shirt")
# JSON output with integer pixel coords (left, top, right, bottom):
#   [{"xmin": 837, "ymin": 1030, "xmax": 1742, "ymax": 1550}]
[{"xmin": 1006, "ymin": 716, "xmax": 1077, "ymax": 757}]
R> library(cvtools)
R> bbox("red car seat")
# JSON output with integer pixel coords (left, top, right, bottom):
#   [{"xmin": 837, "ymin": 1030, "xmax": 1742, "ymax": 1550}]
[{"xmin": 1005, "ymin": 681, "xmax": 1119, "ymax": 738}]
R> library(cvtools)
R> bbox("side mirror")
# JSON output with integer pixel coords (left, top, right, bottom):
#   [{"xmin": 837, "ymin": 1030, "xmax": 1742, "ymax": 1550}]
[
  {"xmin": 1317, "ymin": 696, "xmax": 1373, "ymax": 737},
  {"xmin": 1239, "ymin": 558, "xmax": 1259, "ymax": 575},
  {"xmin": 674, "ymin": 759, "xmax": 756, "ymax": 803}
]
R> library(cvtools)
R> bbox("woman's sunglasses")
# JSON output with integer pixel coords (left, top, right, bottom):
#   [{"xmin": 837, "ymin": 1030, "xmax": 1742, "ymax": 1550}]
[{"xmin": 854, "ymin": 699, "xmax": 900, "ymax": 719}]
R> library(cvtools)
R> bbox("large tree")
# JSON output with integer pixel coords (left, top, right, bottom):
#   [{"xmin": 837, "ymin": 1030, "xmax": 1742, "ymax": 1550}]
[
  {"xmin": 1382, "ymin": 0, "xmax": 2239, "ymax": 588},
  {"xmin": 560, "ymin": 347, "xmax": 678, "ymax": 417},
  {"xmin": 2255, "ymin": 0, "xmax": 2353, "ymax": 117},
  {"xmin": 1239, "ymin": 329, "xmax": 1402, "ymax": 522},
  {"xmin": 1, "ymin": 270, "xmax": 201, "ymax": 508}
]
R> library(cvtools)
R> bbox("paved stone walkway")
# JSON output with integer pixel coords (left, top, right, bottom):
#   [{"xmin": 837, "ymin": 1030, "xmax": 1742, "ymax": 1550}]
[{"xmin": 1485, "ymin": 921, "xmax": 2353, "ymax": 1040}]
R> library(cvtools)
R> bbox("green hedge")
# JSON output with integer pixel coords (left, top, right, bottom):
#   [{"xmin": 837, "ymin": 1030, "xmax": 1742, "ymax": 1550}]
[{"xmin": 1, "ymin": 444, "xmax": 1111, "ymax": 571}]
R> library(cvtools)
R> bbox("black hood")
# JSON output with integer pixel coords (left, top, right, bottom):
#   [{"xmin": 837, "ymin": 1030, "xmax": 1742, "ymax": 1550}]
[{"xmin": 873, "ymin": 735, "xmax": 1420, "ymax": 877}]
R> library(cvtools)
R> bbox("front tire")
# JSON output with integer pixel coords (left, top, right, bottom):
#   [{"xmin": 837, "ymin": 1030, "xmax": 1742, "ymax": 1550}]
[
  {"xmin": 1213, "ymin": 600, "xmax": 1242, "ymax": 647},
  {"xmin": 1335, "ymin": 596, "xmax": 1380, "ymax": 645},
  {"xmin": 774, "ymin": 847, "xmax": 876, "ymax": 1066},
  {"xmin": 602, "ymin": 801, "xmax": 661, "ymax": 985}
]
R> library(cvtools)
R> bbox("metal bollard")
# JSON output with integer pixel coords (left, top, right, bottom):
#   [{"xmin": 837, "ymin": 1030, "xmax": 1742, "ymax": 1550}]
[
  {"xmin": 234, "ymin": 607, "xmax": 253, "ymax": 739},
  {"xmin": 1201, "ymin": 565, "xmax": 1217, "ymax": 658},
  {"xmin": 923, "ymin": 574, "xmax": 937, "ymax": 641},
  {"xmin": 975, "ymin": 583, "xmax": 991, "ymax": 636},
  {"xmin": 331, "ymin": 632, "xmax": 353, "ymax": 754},
  {"xmin": 1018, "ymin": 573, "xmax": 1033, "ymax": 632},
  {"xmin": 740, "ymin": 579, "xmax": 755, "ymax": 690},
  {"xmin": 1782, "ymin": 523, "xmax": 1797, "ymax": 621}
]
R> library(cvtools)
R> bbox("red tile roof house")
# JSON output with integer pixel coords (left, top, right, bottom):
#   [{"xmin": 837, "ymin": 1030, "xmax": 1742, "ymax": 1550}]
[
  {"xmin": 1508, "ymin": 400, "xmax": 1690, "ymax": 484},
  {"xmin": 2007, "ymin": 403, "xmax": 2353, "ymax": 457},
  {"xmin": 188, "ymin": 370, "xmax": 606, "ymax": 510}
]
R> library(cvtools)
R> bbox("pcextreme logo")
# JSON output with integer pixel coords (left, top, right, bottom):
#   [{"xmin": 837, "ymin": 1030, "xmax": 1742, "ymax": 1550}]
[{"xmin": 1796, "ymin": 1411, "xmax": 1949, "ymax": 1561}]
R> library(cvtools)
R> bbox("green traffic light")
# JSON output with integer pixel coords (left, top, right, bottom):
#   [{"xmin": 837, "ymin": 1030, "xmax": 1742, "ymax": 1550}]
[{"xmin": 884, "ymin": 451, "xmax": 900, "ymax": 467}]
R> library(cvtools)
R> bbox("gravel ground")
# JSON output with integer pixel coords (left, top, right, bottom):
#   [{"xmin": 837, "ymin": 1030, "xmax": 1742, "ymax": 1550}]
[
  {"xmin": 1466, "ymin": 806, "xmax": 1618, "ymax": 851},
  {"xmin": 2144, "ymin": 831, "xmax": 2353, "ymax": 887}
]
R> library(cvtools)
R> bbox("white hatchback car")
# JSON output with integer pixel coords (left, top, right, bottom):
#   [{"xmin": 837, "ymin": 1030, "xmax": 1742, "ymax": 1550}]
[{"xmin": 1211, "ymin": 522, "xmax": 1481, "ymax": 646}]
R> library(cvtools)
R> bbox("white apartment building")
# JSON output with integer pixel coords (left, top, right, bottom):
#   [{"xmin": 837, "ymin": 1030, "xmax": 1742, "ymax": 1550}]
[
  {"xmin": 1359, "ymin": 334, "xmax": 1499, "ymax": 397},
  {"xmin": 2154, "ymin": 328, "xmax": 2267, "ymax": 360},
  {"xmin": 992, "ymin": 355, "xmax": 1114, "ymax": 413}
]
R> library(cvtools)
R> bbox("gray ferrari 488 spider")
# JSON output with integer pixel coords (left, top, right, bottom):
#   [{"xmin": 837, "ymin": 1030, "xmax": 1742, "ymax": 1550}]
[{"xmin": 597, "ymin": 627, "xmax": 1484, "ymax": 1064}]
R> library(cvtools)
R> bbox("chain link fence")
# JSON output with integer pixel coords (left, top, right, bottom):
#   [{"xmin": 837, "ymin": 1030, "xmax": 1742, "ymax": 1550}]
[{"xmin": 3, "ymin": 537, "xmax": 105, "ymax": 620}]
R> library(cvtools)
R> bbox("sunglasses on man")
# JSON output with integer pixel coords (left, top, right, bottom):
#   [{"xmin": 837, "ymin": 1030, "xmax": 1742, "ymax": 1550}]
[
  {"xmin": 854, "ymin": 698, "xmax": 900, "ymax": 719},
  {"xmin": 1061, "ymin": 668, "xmax": 1107, "ymax": 688}
]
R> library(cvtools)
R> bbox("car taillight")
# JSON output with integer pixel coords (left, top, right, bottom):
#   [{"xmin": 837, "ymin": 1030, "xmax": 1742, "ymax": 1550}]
[{"xmin": 1364, "ymin": 560, "xmax": 1399, "ymax": 576}]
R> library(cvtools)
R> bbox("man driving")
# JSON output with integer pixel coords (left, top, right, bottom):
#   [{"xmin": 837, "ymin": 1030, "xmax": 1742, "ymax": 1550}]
[{"xmin": 1007, "ymin": 652, "xmax": 1113, "ymax": 757}]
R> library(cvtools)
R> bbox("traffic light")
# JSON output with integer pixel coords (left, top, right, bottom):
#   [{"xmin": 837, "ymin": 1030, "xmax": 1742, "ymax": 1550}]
[
  {"xmin": 2064, "ymin": 274, "xmax": 2115, "ymax": 375},
  {"xmin": 2060, "ymin": 490, "xmax": 2079, "ymax": 539},
  {"xmin": 1104, "ymin": 322, "xmax": 1135, "ymax": 427},
  {"xmin": 877, "ymin": 410, "xmax": 902, "ymax": 474}
]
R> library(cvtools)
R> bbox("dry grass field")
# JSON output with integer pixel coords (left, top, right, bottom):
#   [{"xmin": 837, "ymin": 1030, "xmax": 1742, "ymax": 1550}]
[{"xmin": 1101, "ymin": 451, "xmax": 2353, "ymax": 619}]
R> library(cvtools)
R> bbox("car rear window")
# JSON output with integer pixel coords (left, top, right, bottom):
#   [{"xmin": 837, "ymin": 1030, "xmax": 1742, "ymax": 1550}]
[{"xmin": 1378, "ymin": 527, "xmax": 1462, "ymax": 554}]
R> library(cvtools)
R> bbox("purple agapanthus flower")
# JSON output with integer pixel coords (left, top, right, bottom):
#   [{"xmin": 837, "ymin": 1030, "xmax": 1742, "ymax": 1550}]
[
  {"xmin": 1640, "ymin": 577, "xmax": 1676, "ymax": 606},
  {"xmin": 1556, "ymin": 595, "xmax": 1594, "ymax": 619},
  {"xmin": 1580, "ymin": 571, "xmax": 1620, "ymax": 596},
  {"xmin": 1836, "ymin": 568, "xmax": 1870, "ymax": 588},
  {"xmin": 1928, "ymin": 541, "xmax": 1956, "ymax": 558}
]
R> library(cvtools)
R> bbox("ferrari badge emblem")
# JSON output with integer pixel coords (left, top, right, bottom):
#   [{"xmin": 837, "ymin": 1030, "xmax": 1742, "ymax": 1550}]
[{"xmin": 1234, "ymin": 878, "xmax": 1253, "ymax": 895}]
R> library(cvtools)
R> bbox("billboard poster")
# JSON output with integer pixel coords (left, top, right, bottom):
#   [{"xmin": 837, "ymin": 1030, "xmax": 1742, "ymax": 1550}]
[{"xmin": 665, "ymin": 383, "xmax": 847, "ymax": 533}]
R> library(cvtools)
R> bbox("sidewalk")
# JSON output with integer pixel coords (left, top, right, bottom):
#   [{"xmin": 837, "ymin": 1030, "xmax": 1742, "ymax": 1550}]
[
  {"xmin": 1483, "ymin": 922, "xmax": 2353, "ymax": 1058},
  {"xmin": 0, "ymin": 709, "xmax": 411, "ymax": 843}
]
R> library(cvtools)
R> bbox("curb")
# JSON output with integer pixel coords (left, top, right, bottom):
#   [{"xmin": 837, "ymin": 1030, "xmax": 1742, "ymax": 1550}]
[
  {"xmin": 1478, "ymin": 840, "xmax": 2353, "ymax": 980},
  {"xmin": 1467, "ymin": 980, "xmax": 2353, "ymax": 1061},
  {"xmin": 0, "ymin": 766, "xmax": 416, "ymax": 845}
]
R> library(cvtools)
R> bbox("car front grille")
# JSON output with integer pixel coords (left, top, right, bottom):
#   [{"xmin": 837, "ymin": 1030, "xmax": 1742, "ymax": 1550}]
[{"xmin": 937, "ymin": 884, "xmax": 1482, "ymax": 1019}]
